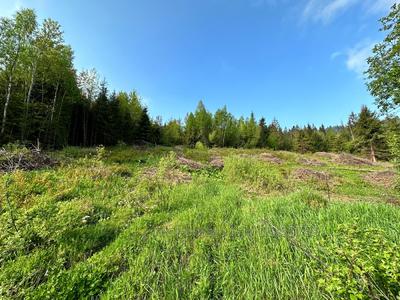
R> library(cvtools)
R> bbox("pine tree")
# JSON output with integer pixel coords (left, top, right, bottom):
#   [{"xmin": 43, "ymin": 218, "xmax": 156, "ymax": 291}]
[
  {"xmin": 354, "ymin": 106, "xmax": 387, "ymax": 162},
  {"xmin": 258, "ymin": 117, "xmax": 269, "ymax": 148},
  {"xmin": 267, "ymin": 119, "xmax": 281, "ymax": 150},
  {"xmin": 137, "ymin": 108, "xmax": 151, "ymax": 143}
]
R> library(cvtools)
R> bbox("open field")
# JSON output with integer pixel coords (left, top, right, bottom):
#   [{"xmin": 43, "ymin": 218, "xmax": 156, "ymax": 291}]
[{"xmin": 1, "ymin": 146, "xmax": 400, "ymax": 299}]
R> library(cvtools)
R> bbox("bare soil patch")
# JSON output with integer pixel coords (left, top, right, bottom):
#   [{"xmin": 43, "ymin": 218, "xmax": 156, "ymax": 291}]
[
  {"xmin": 314, "ymin": 152, "xmax": 337, "ymax": 159},
  {"xmin": 177, "ymin": 156, "xmax": 205, "ymax": 170},
  {"xmin": 238, "ymin": 153, "xmax": 284, "ymax": 164},
  {"xmin": 298, "ymin": 157, "xmax": 326, "ymax": 167},
  {"xmin": 363, "ymin": 170, "xmax": 396, "ymax": 188},
  {"xmin": 209, "ymin": 156, "xmax": 224, "ymax": 169},
  {"xmin": 293, "ymin": 168, "xmax": 330, "ymax": 182},
  {"xmin": 385, "ymin": 197, "xmax": 400, "ymax": 206},
  {"xmin": 142, "ymin": 166, "xmax": 191, "ymax": 184},
  {"xmin": 335, "ymin": 153, "xmax": 373, "ymax": 166},
  {"xmin": 314, "ymin": 152, "xmax": 374, "ymax": 166},
  {"xmin": 258, "ymin": 153, "xmax": 284, "ymax": 164}
]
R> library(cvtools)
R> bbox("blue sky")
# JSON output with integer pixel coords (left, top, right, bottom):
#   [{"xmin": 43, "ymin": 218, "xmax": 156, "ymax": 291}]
[{"xmin": 1, "ymin": 0, "xmax": 398, "ymax": 127}]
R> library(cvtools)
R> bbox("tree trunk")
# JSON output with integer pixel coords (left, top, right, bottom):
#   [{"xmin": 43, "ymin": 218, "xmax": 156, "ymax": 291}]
[
  {"xmin": 53, "ymin": 90, "xmax": 66, "ymax": 147},
  {"xmin": 83, "ymin": 110, "xmax": 87, "ymax": 146},
  {"xmin": 2, "ymin": 42, "xmax": 22, "ymax": 136},
  {"xmin": 222, "ymin": 125, "xmax": 226, "ymax": 147},
  {"xmin": 22, "ymin": 63, "xmax": 37, "ymax": 140},
  {"xmin": 50, "ymin": 81, "xmax": 60, "ymax": 123},
  {"xmin": 1, "ymin": 75, "xmax": 13, "ymax": 135},
  {"xmin": 370, "ymin": 142, "xmax": 377, "ymax": 163},
  {"xmin": 349, "ymin": 125, "xmax": 355, "ymax": 141},
  {"xmin": 26, "ymin": 63, "xmax": 36, "ymax": 106}
]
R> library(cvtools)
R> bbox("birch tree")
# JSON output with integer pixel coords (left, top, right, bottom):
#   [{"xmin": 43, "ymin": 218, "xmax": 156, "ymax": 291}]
[{"xmin": 0, "ymin": 9, "xmax": 37, "ymax": 135}]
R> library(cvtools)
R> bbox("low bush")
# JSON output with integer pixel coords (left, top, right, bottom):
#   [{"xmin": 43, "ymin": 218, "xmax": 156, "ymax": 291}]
[{"xmin": 315, "ymin": 223, "xmax": 400, "ymax": 299}]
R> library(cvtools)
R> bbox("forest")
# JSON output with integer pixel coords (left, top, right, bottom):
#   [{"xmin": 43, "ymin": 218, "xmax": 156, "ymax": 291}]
[{"xmin": 1, "ymin": 8, "xmax": 399, "ymax": 164}]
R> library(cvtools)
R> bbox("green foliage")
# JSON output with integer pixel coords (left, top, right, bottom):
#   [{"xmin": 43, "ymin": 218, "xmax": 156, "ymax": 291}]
[
  {"xmin": 161, "ymin": 119, "xmax": 182, "ymax": 146},
  {"xmin": 195, "ymin": 141, "xmax": 206, "ymax": 150},
  {"xmin": 352, "ymin": 106, "xmax": 387, "ymax": 161},
  {"xmin": 95, "ymin": 145, "xmax": 107, "ymax": 161},
  {"xmin": 183, "ymin": 147, "xmax": 210, "ymax": 162},
  {"xmin": 223, "ymin": 156, "xmax": 285, "ymax": 193},
  {"xmin": 366, "ymin": 3, "xmax": 400, "ymax": 113},
  {"xmin": 315, "ymin": 223, "xmax": 400, "ymax": 299},
  {"xmin": 291, "ymin": 188, "xmax": 328, "ymax": 208}
]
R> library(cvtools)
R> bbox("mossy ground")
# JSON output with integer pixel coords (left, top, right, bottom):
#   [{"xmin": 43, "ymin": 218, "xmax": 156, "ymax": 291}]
[{"xmin": 1, "ymin": 146, "xmax": 399, "ymax": 299}]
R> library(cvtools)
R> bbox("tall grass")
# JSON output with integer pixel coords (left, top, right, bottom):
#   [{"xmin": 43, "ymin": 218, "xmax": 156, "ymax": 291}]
[{"xmin": 0, "ymin": 146, "xmax": 399, "ymax": 299}]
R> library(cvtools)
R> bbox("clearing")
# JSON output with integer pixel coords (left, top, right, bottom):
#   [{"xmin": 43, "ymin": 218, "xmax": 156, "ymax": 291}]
[{"xmin": 0, "ymin": 146, "xmax": 399, "ymax": 299}]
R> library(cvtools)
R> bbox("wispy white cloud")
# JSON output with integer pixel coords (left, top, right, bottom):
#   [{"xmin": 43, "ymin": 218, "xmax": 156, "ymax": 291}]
[
  {"xmin": 345, "ymin": 41, "xmax": 375, "ymax": 77},
  {"xmin": 0, "ymin": 0, "xmax": 24, "ymax": 17},
  {"xmin": 330, "ymin": 51, "xmax": 342, "ymax": 60},
  {"xmin": 302, "ymin": 0, "xmax": 399, "ymax": 24},
  {"xmin": 302, "ymin": 0, "xmax": 358, "ymax": 24},
  {"xmin": 365, "ymin": 0, "xmax": 400, "ymax": 14}
]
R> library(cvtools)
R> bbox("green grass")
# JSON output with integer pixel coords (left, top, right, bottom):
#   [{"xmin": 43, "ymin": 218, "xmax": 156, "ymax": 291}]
[{"xmin": 0, "ymin": 146, "xmax": 399, "ymax": 299}]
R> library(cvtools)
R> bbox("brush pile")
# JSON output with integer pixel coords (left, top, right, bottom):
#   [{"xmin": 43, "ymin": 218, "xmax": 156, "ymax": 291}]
[{"xmin": 0, "ymin": 146, "xmax": 57, "ymax": 172}]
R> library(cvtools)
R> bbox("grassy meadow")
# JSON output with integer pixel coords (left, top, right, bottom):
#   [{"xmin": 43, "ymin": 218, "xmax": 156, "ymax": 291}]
[{"xmin": 1, "ymin": 146, "xmax": 400, "ymax": 299}]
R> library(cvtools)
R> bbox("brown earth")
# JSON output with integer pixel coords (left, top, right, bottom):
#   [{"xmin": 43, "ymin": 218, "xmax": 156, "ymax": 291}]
[
  {"xmin": 334, "ymin": 153, "xmax": 373, "ymax": 166},
  {"xmin": 314, "ymin": 152, "xmax": 374, "ymax": 166},
  {"xmin": 177, "ymin": 156, "xmax": 205, "ymax": 170},
  {"xmin": 298, "ymin": 157, "xmax": 326, "ymax": 167},
  {"xmin": 258, "ymin": 153, "xmax": 284, "ymax": 164},
  {"xmin": 292, "ymin": 168, "xmax": 330, "ymax": 181},
  {"xmin": 314, "ymin": 152, "xmax": 337, "ymax": 159},
  {"xmin": 238, "ymin": 153, "xmax": 284, "ymax": 165},
  {"xmin": 142, "ymin": 166, "xmax": 191, "ymax": 184},
  {"xmin": 209, "ymin": 156, "xmax": 224, "ymax": 169},
  {"xmin": 363, "ymin": 170, "xmax": 396, "ymax": 188}
]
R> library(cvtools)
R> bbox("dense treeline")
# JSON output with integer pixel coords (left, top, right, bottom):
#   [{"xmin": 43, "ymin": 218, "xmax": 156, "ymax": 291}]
[
  {"xmin": 163, "ymin": 101, "xmax": 397, "ymax": 161},
  {"xmin": 1, "ymin": 8, "xmax": 399, "ymax": 162}
]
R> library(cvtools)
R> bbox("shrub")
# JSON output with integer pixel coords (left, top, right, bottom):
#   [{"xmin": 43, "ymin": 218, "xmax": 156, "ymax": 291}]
[
  {"xmin": 195, "ymin": 141, "xmax": 206, "ymax": 150},
  {"xmin": 158, "ymin": 151, "xmax": 178, "ymax": 175},
  {"xmin": 315, "ymin": 223, "xmax": 400, "ymax": 299},
  {"xmin": 95, "ymin": 145, "xmax": 107, "ymax": 161}
]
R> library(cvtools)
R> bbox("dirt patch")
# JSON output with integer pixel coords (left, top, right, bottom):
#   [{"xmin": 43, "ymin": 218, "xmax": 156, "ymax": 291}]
[
  {"xmin": 293, "ymin": 168, "xmax": 330, "ymax": 181},
  {"xmin": 314, "ymin": 152, "xmax": 337, "ymax": 159},
  {"xmin": 237, "ymin": 153, "xmax": 284, "ymax": 165},
  {"xmin": 298, "ymin": 157, "xmax": 326, "ymax": 167},
  {"xmin": 177, "ymin": 156, "xmax": 205, "ymax": 170},
  {"xmin": 258, "ymin": 153, "xmax": 284, "ymax": 164},
  {"xmin": 363, "ymin": 170, "xmax": 396, "ymax": 188},
  {"xmin": 209, "ymin": 156, "xmax": 224, "ymax": 169},
  {"xmin": 0, "ymin": 149, "xmax": 57, "ymax": 172},
  {"xmin": 314, "ymin": 152, "xmax": 374, "ymax": 166},
  {"xmin": 142, "ymin": 167, "xmax": 191, "ymax": 184},
  {"xmin": 385, "ymin": 197, "xmax": 400, "ymax": 206},
  {"xmin": 334, "ymin": 153, "xmax": 373, "ymax": 166}
]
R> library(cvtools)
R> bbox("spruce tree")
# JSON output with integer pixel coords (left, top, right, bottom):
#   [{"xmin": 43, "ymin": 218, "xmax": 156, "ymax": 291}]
[{"xmin": 354, "ymin": 106, "xmax": 386, "ymax": 162}]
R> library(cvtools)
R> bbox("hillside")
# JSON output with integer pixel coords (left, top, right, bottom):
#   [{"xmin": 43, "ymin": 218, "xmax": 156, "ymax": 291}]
[{"xmin": 1, "ymin": 146, "xmax": 399, "ymax": 299}]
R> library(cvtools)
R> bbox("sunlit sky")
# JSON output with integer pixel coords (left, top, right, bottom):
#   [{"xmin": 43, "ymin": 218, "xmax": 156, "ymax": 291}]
[{"xmin": 1, "ymin": 0, "xmax": 398, "ymax": 127}]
